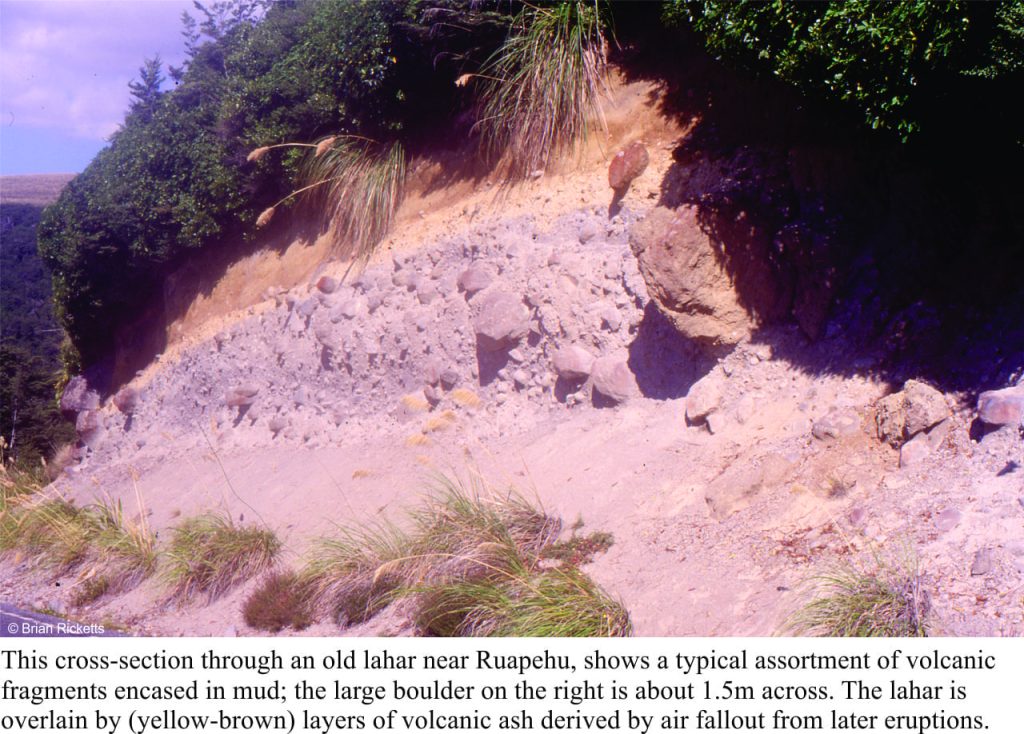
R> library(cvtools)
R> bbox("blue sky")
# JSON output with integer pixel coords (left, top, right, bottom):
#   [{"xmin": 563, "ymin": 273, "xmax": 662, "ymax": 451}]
[{"xmin": 0, "ymin": 0, "xmax": 195, "ymax": 175}]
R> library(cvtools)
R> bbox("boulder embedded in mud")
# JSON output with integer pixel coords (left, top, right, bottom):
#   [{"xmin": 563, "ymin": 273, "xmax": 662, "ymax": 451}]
[
  {"xmin": 629, "ymin": 206, "xmax": 789, "ymax": 350},
  {"xmin": 608, "ymin": 141, "xmax": 649, "ymax": 194},
  {"xmin": 316, "ymin": 275, "xmax": 338, "ymax": 294},
  {"xmin": 875, "ymin": 380, "xmax": 949, "ymax": 447},
  {"xmin": 552, "ymin": 345, "xmax": 595, "ymax": 380},
  {"xmin": 591, "ymin": 356, "xmax": 637, "ymax": 404},
  {"xmin": 112, "ymin": 387, "xmax": 139, "ymax": 415},
  {"xmin": 977, "ymin": 385, "xmax": 1024, "ymax": 426},
  {"xmin": 473, "ymin": 289, "xmax": 530, "ymax": 351},
  {"xmin": 458, "ymin": 263, "xmax": 495, "ymax": 295},
  {"xmin": 685, "ymin": 372, "xmax": 723, "ymax": 424},
  {"xmin": 60, "ymin": 376, "xmax": 100, "ymax": 417},
  {"xmin": 902, "ymin": 380, "xmax": 949, "ymax": 436},
  {"xmin": 225, "ymin": 385, "xmax": 260, "ymax": 407}
]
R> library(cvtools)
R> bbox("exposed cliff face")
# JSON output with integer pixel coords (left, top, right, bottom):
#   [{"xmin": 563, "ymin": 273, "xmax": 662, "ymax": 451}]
[{"xmin": 7, "ymin": 75, "xmax": 1024, "ymax": 638}]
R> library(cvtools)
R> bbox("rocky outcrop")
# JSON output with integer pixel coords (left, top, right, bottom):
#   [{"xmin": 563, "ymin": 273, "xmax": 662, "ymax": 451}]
[{"xmin": 629, "ymin": 206, "xmax": 789, "ymax": 351}]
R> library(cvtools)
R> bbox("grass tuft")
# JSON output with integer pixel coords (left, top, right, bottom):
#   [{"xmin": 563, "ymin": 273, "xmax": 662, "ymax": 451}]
[
  {"xmin": 301, "ymin": 137, "xmax": 406, "ymax": 262},
  {"xmin": 163, "ymin": 513, "xmax": 280, "ymax": 601},
  {"xmin": 474, "ymin": 1, "xmax": 609, "ymax": 179},
  {"xmin": 303, "ymin": 474, "xmax": 629, "ymax": 637},
  {"xmin": 417, "ymin": 567, "xmax": 631, "ymax": 637},
  {"xmin": 787, "ymin": 552, "xmax": 930, "ymax": 637},
  {"xmin": 243, "ymin": 570, "xmax": 315, "ymax": 633}
]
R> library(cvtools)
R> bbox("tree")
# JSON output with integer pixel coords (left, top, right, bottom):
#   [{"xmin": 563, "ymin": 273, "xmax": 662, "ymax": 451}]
[{"xmin": 128, "ymin": 56, "xmax": 165, "ymax": 120}]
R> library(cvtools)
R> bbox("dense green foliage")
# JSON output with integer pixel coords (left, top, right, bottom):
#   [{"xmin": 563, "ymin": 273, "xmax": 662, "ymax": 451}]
[
  {"xmin": 669, "ymin": 0, "xmax": 1024, "ymax": 140},
  {"xmin": 38, "ymin": 0, "xmax": 506, "ymax": 371},
  {"xmin": 0, "ymin": 203, "xmax": 75, "ymax": 467}
]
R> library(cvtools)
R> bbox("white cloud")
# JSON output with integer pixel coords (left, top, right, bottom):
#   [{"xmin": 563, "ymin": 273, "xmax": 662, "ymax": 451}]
[{"xmin": 0, "ymin": 0, "xmax": 195, "ymax": 141}]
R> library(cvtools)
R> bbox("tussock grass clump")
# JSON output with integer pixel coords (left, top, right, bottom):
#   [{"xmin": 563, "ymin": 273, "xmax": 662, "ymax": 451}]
[
  {"xmin": 418, "ymin": 567, "xmax": 631, "ymax": 637},
  {"xmin": 243, "ymin": 571, "xmax": 315, "ymax": 633},
  {"xmin": 250, "ymin": 136, "xmax": 405, "ymax": 263},
  {"xmin": 474, "ymin": 1, "xmax": 609, "ymax": 179},
  {"xmin": 303, "ymin": 520, "xmax": 415, "ymax": 625},
  {"xmin": 450, "ymin": 388, "xmax": 481, "ymax": 409},
  {"xmin": 5, "ymin": 499, "xmax": 92, "ymax": 569},
  {"xmin": 304, "ymin": 474, "xmax": 630, "ymax": 637},
  {"xmin": 787, "ymin": 553, "xmax": 931, "ymax": 637},
  {"xmin": 163, "ymin": 513, "xmax": 281, "ymax": 600},
  {"xmin": 1, "ymin": 466, "xmax": 157, "ymax": 594}
]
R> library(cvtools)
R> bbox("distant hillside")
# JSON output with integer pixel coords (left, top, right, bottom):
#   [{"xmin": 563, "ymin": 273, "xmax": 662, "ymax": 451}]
[
  {"xmin": 0, "ymin": 175, "xmax": 75, "ymax": 467},
  {"xmin": 0, "ymin": 174, "xmax": 75, "ymax": 206}
]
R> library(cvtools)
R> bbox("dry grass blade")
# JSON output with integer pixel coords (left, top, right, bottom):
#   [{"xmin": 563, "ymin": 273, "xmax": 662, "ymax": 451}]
[{"xmin": 475, "ymin": 1, "xmax": 609, "ymax": 180}]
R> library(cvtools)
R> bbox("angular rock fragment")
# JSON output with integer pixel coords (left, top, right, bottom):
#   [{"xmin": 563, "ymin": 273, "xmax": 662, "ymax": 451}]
[
  {"xmin": 902, "ymin": 380, "xmax": 949, "ymax": 436},
  {"xmin": 60, "ymin": 376, "xmax": 100, "ymax": 417},
  {"xmin": 685, "ymin": 372, "xmax": 723, "ymax": 424},
  {"xmin": 608, "ymin": 141, "xmax": 649, "ymax": 194},
  {"xmin": 458, "ymin": 263, "xmax": 495, "ymax": 295},
  {"xmin": 112, "ymin": 386, "xmax": 139, "ymax": 415}
]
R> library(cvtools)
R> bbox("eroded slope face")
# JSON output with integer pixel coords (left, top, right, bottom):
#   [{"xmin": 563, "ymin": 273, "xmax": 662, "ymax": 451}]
[{"xmin": 73, "ymin": 204, "xmax": 705, "ymax": 474}]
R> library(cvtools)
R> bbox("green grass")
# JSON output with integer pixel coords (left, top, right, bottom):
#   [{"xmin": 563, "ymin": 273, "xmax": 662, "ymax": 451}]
[
  {"xmin": 786, "ymin": 552, "xmax": 930, "ymax": 637},
  {"xmin": 1, "ymin": 467, "xmax": 158, "ymax": 600},
  {"xmin": 474, "ymin": 1, "xmax": 609, "ymax": 179},
  {"xmin": 303, "ymin": 474, "xmax": 630, "ymax": 637},
  {"xmin": 163, "ymin": 513, "xmax": 281, "ymax": 600},
  {"xmin": 250, "ymin": 136, "xmax": 405, "ymax": 264},
  {"xmin": 418, "ymin": 566, "xmax": 631, "ymax": 637},
  {"xmin": 303, "ymin": 519, "xmax": 415, "ymax": 625}
]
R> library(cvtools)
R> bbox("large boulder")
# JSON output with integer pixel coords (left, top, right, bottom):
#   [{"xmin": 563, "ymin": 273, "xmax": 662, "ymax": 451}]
[
  {"xmin": 473, "ymin": 289, "xmax": 531, "ymax": 352},
  {"xmin": 977, "ymin": 385, "xmax": 1024, "ymax": 427},
  {"xmin": 551, "ymin": 345, "xmax": 595, "ymax": 381},
  {"xmin": 629, "ymin": 206, "xmax": 790, "ymax": 350},
  {"xmin": 591, "ymin": 356, "xmax": 637, "ymax": 404}
]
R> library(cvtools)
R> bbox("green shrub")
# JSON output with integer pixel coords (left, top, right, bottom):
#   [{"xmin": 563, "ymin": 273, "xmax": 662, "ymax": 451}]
[
  {"xmin": 671, "ymin": 0, "xmax": 1024, "ymax": 141},
  {"xmin": 304, "ymin": 474, "xmax": 631, "ymax": 637}
]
